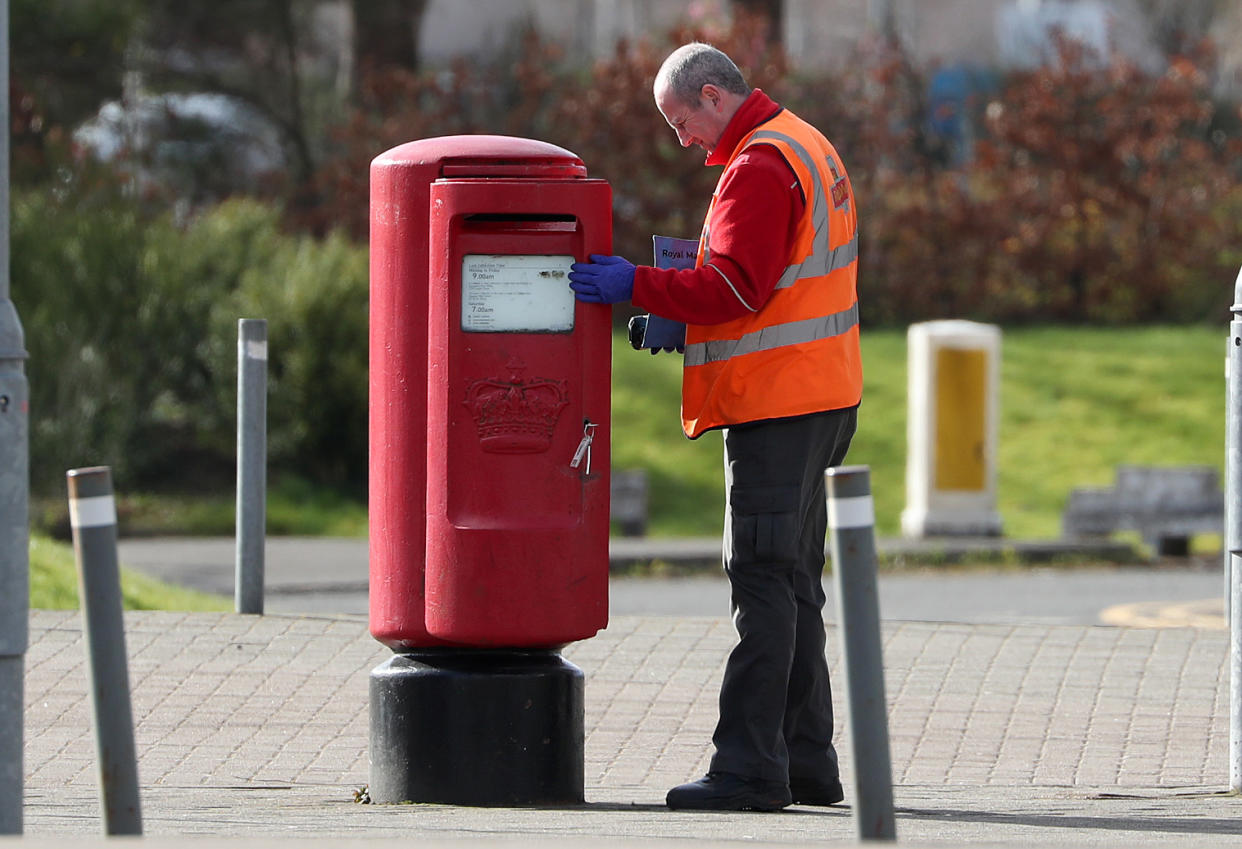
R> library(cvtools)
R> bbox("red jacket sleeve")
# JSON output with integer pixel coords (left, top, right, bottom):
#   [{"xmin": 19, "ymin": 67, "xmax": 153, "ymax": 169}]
[{"xmin": 631, "ymin": 144, "xmax": 805, "ymax": 325}]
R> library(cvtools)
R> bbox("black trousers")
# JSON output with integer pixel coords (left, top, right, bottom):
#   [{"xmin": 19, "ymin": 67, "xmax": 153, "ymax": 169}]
[{"xmin": 708, "ymin": 406, "xmax": 858, "ymax": 784}]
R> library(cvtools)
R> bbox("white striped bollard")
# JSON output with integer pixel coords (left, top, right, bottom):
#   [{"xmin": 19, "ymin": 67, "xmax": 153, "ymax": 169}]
[
  {"xmin": 67, "ymin": 466, "xmax": 142, "ymax": 836},
  {"xmin": 236, "ymin": 318, "xmax": 267, "ymax": 615},
  {"xmin": 826, "ymin": 464, "xmax": 896, "ymax": 842}
]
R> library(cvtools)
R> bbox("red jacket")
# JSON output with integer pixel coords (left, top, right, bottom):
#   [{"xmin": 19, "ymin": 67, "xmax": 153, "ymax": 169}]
[{"xmin": 631, "ymin": 89, "xmax": 806, "ymax": 324}]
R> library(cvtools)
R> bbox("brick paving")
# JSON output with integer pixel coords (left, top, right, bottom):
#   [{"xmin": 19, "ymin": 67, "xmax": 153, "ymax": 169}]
[{"xmin": 19, "ymin": 608, "xmax": 1238, "ymax": 845}]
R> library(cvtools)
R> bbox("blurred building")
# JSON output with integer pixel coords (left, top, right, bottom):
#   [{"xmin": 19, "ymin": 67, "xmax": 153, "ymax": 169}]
[
  {"xmin": 411, "ymin": 0, "xmax": 1241, "ymax": 95},
  {"xmin": 71, "ymin": 0, "xmax": 1242, "ymax": 202}
]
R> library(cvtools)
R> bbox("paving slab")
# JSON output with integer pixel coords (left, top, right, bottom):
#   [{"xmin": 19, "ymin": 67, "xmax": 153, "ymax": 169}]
[{"xmin": 18, "ymin": 609, "xmax": 1238, "ymax": 846}]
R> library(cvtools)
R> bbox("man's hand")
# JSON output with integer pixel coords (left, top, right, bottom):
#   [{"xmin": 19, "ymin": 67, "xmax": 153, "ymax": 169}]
[{"xmin": 568, "ymin": 254, "xmax": 635, "ymax": 304}]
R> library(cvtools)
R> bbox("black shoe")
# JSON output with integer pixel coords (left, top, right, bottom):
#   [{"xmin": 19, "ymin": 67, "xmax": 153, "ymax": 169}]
[
  {"xmin": 666, "ymin": 772, "xmax": 792, "ymax": 811},
  {"xmin": 789, "ymin": 776, "xmax": 844, "ymax": 806}
]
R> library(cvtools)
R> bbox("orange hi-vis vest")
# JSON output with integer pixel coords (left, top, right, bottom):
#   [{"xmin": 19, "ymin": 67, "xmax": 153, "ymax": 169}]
[{"xmin": 681, "ymin": 109, "xmax": 862, "ymax": 438}]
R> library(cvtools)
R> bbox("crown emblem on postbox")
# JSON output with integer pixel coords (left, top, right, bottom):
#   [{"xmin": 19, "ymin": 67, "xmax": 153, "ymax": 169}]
[{"xmin": 463, "ymin": 357, "xmax": 569, "ymax": 454}]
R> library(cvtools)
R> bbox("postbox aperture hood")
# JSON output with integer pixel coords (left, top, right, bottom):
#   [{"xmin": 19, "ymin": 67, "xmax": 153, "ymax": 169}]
[{"xmin": 373, "ymin": 134, "xmax": 588, "ymax": 179}]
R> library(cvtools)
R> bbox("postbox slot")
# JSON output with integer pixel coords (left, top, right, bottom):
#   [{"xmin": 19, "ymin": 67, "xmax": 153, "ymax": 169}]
[
  {"xmin": 462, "ymin": 214, "xmax": 577, "ymax": 234},
  {"xmin": 440, "ymin": 162, "xmax": 588, "ymax": 178},
  {"xmin": 464, "ymin": 213, "xmax": 576, "ymax": 222}
]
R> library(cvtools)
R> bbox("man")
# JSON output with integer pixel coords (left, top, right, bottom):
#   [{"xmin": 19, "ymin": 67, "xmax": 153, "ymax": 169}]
[{"xmin": 568, "ymin": 43, "xmax": 861, "ymax": 812}]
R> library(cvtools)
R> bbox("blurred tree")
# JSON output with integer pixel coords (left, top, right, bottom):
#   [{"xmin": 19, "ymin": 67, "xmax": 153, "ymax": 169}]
[
  {"xmin": 731, "ymin": 0, "xmax": 782, "ymax": 43},
  {"xmin": 976, "ymin": 35, "xmax": 1239, "ymax": 322},
  {"xmin": 352, "ymin": 0, "xmax": 429, "ymax": 77},
  {"xmin": 1136, "ymin": 0, "xmax": 1228, "ymax": 55},
  {"xmin": 9, "ymin": 2, "xmax": 1242, "ymax": 503},
  {"xmin": 132, "ymin": 0, "xmax": 325, "ymax": 192},
  {"xmin": 10, "ymin": 0, "xmax": 139, "ymax": 127},
  {"xmin": 125, "ymin": 0, "xmax": 432, "ymax": 211},
  {"xmin": 10, "ymin": 0, "xmax": 142, "ymax": 182},
  {"xmin": 301, "ymin": 12, "xmax": 788, "ymax": 253}
]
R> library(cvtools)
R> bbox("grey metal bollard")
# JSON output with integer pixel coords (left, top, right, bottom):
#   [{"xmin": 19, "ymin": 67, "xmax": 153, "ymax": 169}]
[
  {"xmin": 236, "ymin": 318, "xmax": 268, "ymax": 615},
  {"xmin": 610, "ymin": 469, "xmax": 649, "ymax": 537},
  {"xmin": 1229, "ymin": 264, "xmax": 1242, "ymax": 793},
  {"xmin": 1230, "ymin": 547, "xmax": 1241, "ymax": 793},
  {"xmin": 0, "ymin": 663, "xmax": 20, "ymax": 835},
  {"xmin": 67, "ymin": 466, "xmax": 142, "ymax": 835},
  {"xmin": 826, "ymin": 465, "xmax": 897, "ymax": 842},
  {"xmin": 0, "ymin": 0, "xmax": 28, "ymax": 833},
  {"xmin": 0, "ymin": 354, "xmax": 28, "ymax": 838},
  {"xmin": 1231, "ymin": 270, "xmax": 1242, "ymax": 623}
]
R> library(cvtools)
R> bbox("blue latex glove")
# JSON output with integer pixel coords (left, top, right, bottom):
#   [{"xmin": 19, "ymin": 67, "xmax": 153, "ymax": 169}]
[{"xmin": 568, "ymin": 254, "xmax": 635, "ymax": 304}]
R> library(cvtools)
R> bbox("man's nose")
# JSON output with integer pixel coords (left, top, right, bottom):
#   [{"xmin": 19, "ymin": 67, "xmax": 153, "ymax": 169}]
[{"xmin": 676, "ymin": 128, "xmax": 693, "ymax": 148}]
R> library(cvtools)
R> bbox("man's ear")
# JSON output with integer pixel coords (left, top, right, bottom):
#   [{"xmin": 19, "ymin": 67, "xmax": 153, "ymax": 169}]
[{"xmin": 700, "ymin": 84, "xmax": 722, "ymax": 111}]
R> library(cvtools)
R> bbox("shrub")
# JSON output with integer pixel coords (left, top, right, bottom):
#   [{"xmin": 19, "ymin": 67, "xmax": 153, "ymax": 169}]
[
  {"xmin": 13, "ymin": 186, "xmax": 368, "ymax": 496},
  {"xmin": 973, "ymin": 38, "xmax": 1242, "ymax": 323},
  {"xmin": 12, "ymin": 181, "xmax": 229, "ymax": 492},
  {"xmin": 12, "ymin": 14, "xmax": 1242, "ymax": 508},
  {"xmin": 204, "ymin": 210, "xmax": 369, "ymax": 494},
  {"xmin": 300, "ymin": 16, "xmax": 785, "ymax": 266},
  {"xmin": 305, "ymin": 20, "xmax": 1242, "ymax": 326}
]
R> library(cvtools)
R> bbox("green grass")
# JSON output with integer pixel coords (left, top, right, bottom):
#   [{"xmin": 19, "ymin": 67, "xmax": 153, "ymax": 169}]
[
  {"xmin": 32, "ymin": 474, "xmax": 369, "ymax": 539},
  {"xmin": 613, "ymin": 324, "xmax": 1227, "ymax": 539},
  {"xmin": 29, "ymin": 533, "xmax": 232, "ymax": 611},
  {"xmin": 996, "ymin": 326, "xmax": 1224, "ymax": 538},
  {"xmin": 611, "ymin": 341, "xmax": 726, "ymax": 536},
  {"xmin": 111, "ymin": 475, "xmax": 369, "ymax": 537},
  {"xmin": 30, "ymin": 324, "xmax": 1224, "ymax": 546}
]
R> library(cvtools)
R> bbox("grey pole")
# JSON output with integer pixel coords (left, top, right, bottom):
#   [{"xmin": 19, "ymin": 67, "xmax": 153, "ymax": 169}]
[
  {"xmin": 0, "ymin": 0, "xmax": 29, "ymax": 835},
  {"xmin": 868, "ymin": 0, "xmax": 898, "ymax": 45},
  {"xmin": 1233, "ymin": 552, "xmax": 1241, "ymax": 794},
  {"xmin": 235, "ymin": 319, "xmax": 267, "ymax": 614},
  {"xmin": 826, "ymin": 465, "xmax": 897, "ymax": 842},
  {"xmin": 67, "ymin": 467, "xmax": 143, "ymax": 836},
  {"xmin": 1228, "ymin": 267, "xmax": 1242, "ymax": 625},
  {"xmin": 1230, "ymin": 264, "xmax": 1242, "ymax": 793}
]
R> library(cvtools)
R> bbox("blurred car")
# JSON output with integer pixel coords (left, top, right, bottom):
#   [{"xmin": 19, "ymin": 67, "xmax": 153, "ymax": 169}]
[{"xmin": 74, "ymin": 92, "xmax": 286, "ymax": 201}]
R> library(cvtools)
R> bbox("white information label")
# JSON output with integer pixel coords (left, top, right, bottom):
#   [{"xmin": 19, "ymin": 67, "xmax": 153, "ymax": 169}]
[{"xmin": 462, "ymin": 254, "xmax": 576, "ymax": 333}]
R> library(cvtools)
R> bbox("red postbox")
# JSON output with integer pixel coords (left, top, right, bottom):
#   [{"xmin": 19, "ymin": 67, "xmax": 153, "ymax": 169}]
[
  {"xmin": 369, "ymin": 135, "xmax": 610, "ymax": 649},
  {"xmin": 369, "ymin": 136, "xmax": 612, "ymax": 806},
  {"xmin": 425, "ymin": 178, "xmax": 612, "ymax": 646}
]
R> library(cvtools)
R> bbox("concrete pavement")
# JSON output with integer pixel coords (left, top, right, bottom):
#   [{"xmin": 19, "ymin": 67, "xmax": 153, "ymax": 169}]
[
  {"xmin": 20, "ymin": 603, "xmax": 1239, "ymax": 845},
  {"xmin": 17, "ymin": 535, "xmax": 1239, "ymax": 845}
]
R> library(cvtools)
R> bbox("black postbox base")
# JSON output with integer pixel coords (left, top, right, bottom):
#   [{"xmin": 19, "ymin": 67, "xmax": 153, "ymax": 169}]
[{"xmin": 368, "ymin": 649, "xmax": 584, "ymax": 806}]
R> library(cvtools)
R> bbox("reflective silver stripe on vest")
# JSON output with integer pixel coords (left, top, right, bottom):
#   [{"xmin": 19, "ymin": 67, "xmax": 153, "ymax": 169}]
[
  {"xmin": 749, "ymin": 130, "xmax": 858, "ymax": 290},
  {"xmin": 684, "ymin": 301, "xmax": 860, "ymax": 368},
  {"xmin": 776, "ymin": 235, "xmax": 858, "ymax": 290}
]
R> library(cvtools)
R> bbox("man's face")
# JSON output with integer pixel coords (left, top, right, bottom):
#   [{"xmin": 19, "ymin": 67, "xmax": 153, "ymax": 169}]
[{"xmin": 655, "ymin": 83, "xmax": 728, "ymax": 158}]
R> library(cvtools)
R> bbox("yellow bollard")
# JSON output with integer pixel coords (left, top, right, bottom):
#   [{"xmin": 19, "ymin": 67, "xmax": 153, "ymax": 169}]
[{"xmin": 902, "ymin": 320, "xmax": 1002, "ymax": 538}]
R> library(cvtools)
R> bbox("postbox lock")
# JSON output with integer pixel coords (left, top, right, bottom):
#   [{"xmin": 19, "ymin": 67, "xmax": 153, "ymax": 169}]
[{"xmin": 569, "ymin": 419, "xmax": 598, "ymax": 475}]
